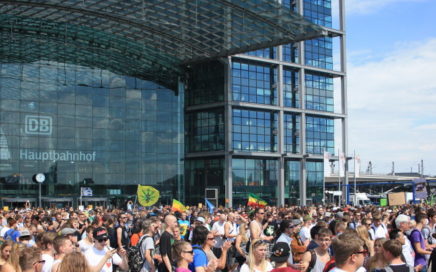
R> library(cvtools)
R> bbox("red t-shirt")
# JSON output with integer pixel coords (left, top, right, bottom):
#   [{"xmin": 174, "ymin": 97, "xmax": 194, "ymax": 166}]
[{"xmin": 271, "ymin": 267, "xmax": 300, "ymax": 272}]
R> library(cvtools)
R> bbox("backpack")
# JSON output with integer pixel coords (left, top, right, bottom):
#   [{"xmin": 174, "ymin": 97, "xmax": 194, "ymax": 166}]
[
  {"xmin": 323, "ymin": 258, "xmax": 335, "ymax": 272},
  {"xmin": 127, "ymin": 235, "xmax": 150, "ymax": 272},
  {"xmin": 307, "ymin": 250, "xmax": 317, "ymax": 272},
  {"xmin": 383, "ymin": 265, "xmax": 414, "ymax": 272}
]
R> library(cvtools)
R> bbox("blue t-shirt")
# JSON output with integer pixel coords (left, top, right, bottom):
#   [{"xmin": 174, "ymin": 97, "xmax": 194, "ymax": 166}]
[
  {"xmin": 4, "ymin": 229, "xmax": 20, "ymax": 242},
  {"xmin": 178, "ymin": 219, "xmax": 190, "ymax": 240},
  {"xmin": 189, "ymin": 245, "xmax": 207, "ymax": 272}
]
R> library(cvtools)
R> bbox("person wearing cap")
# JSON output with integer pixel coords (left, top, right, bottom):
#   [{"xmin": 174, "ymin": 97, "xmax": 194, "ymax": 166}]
[
  {"xmin": 18, "ymin": 229, "xmax": 33, "ymax": 247},
  {"xmin": 188, "ymin": 217, "xmax": 206, "ymax": 242},
  {"xmin": 84, "ymin": 227, "xmax": 128, "ymax": 272},
  {"xmin": 60, "ymin": 227, "xmax": 79, "ymax": 249},
  {"xmin": 270, "ymin": 242, "xmax": 299, "ymax": 272},
  {"xmin": 290, "ymin": 219, "xmax": 306, "ymax": 264}
]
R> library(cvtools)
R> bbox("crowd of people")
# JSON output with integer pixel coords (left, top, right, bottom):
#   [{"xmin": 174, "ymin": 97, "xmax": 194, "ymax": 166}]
[{"xmin": 0, "ymin": 204, "xmax": 436, "ymax": 272}]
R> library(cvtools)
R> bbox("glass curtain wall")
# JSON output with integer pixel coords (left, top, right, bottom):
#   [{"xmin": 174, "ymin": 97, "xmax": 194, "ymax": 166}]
[
  {"xmin": 0, "ymin": 61, "xmax": 184, "ymax": 203},
  {"xmin": 232, "ymin": 158, "xmax": 278, "ymax": 206}
]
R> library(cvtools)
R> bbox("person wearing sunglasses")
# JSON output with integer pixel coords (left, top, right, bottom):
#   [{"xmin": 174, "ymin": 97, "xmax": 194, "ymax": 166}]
[
  {"xmin": 19, "ymin": 247, "xmax": 45, "ymax": 272},
  {"xmin": 84, "ymin": 227, "xmax": 128, "ymax": 272},
  {"xmin": 330, "ymin": 233, "xmax": 367, "ymax": 272},
  {"xmin": 189, "ymin": 226, "xmax": 218, "ymax": 272},
  {"xmin": 172, "ymin": 241, "xmax": 194, "ymax": 272}
]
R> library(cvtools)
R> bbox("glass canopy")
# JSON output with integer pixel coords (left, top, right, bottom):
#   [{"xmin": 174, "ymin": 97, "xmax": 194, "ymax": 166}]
[{"xmin": 0, "ymin": 0, "xmax": 325, "ymax": 89}]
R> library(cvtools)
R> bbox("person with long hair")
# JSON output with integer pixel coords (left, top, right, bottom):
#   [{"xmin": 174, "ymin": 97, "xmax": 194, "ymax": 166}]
[
  {"xmin": 203, "ymin": 230, "xmax": 232, "ymax": 271},
  {"xmin": 356, "ymin": 225, "xmax": 374, "ymax": 257},
  {"xmin": 189, "ymin": 226, "xmax": 217, "ymax": 272},
  {"xmin": 234, "ymin": 222, "xmax": 250, "ymax": 269},
  {"xmin": 140, "ymin": 219, "xmax": 159, "ymax": 272},
  {"xmin": 172, "ymin": 241, "xmax": 194, "ymax": 272},
  {"xmin": 58, "ymin": 252, "xmax": 91, "ymax": 272},
  {"xmin": 365, "ymin": 238, "xmax": 388, "ymax": 272},
  {"xmin": 240, "ymin": 239, "xmax": 273, "ymax": 272},
  {"xmin": 0, "ymin": 241, "xmax": 15, "ymax": 272}
]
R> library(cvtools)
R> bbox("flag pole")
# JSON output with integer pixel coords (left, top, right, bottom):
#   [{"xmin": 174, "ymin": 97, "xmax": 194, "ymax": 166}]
[{"xmin": 354, "ymin": 150, "xmax": 357, "ymax": 206}]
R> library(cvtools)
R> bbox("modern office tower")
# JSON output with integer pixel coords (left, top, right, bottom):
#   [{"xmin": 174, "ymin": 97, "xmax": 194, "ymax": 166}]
[
  {"xmin": 0, "ymin": 0, "xmax": 344, "ymax": 207},
  {"xmin": 185, "ymin": 0, "xmax": 347, "ymax": 207}
]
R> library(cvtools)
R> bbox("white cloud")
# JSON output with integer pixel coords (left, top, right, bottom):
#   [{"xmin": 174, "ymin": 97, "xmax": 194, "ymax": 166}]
[
  {"xmin": 348, "ymin": 38, "xmax": 436, "ymax": 175},
  {"xmin": 346, "ymin": 0, "xmax": 426, "ymax": 15}
]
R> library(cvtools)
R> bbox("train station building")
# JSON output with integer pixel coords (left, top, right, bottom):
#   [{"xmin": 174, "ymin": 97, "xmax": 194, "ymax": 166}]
[{"xmin": 0, "ymin": 0, "xmax": 347, "ymax": 207}]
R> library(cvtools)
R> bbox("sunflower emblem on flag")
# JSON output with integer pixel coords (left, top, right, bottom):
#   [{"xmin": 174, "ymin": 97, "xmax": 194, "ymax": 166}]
[{"xmin": 137, "ymin": 185, "xmax": 160, "ymax": 207}]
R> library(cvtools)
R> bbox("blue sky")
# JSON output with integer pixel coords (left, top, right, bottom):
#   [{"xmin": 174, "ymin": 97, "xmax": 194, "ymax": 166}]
[{"xmin": 345, "ymin": 0, "xmax": 436, "ymax": 175}]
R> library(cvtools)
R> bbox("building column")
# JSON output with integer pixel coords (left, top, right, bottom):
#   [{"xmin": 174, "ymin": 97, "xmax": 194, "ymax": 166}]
[{"xmin": 224, "ymin": 57, "xmax": 233, "ymax": 208}]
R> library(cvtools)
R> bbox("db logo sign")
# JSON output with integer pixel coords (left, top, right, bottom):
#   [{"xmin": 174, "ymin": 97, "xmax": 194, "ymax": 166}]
[{"xmin": 25, "ymin": 115, "xmax": 52, "ymax": 135}]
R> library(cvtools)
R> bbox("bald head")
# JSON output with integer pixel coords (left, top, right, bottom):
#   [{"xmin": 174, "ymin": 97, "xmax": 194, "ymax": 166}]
[{"xmin": 165, "ymin": 214, "xmax": 178, "ymax": 231}]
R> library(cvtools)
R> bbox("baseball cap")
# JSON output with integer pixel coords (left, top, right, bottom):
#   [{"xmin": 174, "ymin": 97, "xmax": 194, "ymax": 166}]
[
  {"xmin": 60, "ymin": 228, "xmax": 77, "ymax": 236},
  {"xmin": 291, "ymin": 219, "xmax": 302, "ymax": 227},
  {"xmin": 270, "ymin": 242, "xmax": 290, "ymax": 263},
  {"xmin": 195, "ymin": 217, "xmax": 206, "ymax": 224},
  {"xmin": 19, "ymin": 229, "xmax": 31, "ymax": 237},
  {"xmin": 93, "ymin": 227, "xmax": 109, "ymax": 240}
]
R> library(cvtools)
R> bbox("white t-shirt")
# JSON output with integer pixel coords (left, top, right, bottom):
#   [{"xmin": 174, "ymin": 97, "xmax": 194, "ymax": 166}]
[
  {"xmin": 41, "ymin": 253, "xmax": 54, "ymax": 272},
  {"xmin": 299, "ymin": 226, "xmax": 311, "ymax": 243},
  {"xmin": 79, "ymin": 240, "xmax": 94, "ymax": 253},
  {"xmin": 240, "ymin": 262, "xmax": 273, "ymax": 272},
  {"xmin": 402, "ymin": 238, "xmax": 415, "ymax": 267},
  {"xmin": 372, "ymin": 224, "xmax": 388, "ymax": 240},
  {"xmin": 85, "ymin": 246, "xmax": 122, "ymax": 272},
  {"xmin": 212, "ymin": 221, "xmax": 226, "ymax": 248},
  {"xmin": 0, "ymin": 226, "xmax": 10, "ymax": 237}
]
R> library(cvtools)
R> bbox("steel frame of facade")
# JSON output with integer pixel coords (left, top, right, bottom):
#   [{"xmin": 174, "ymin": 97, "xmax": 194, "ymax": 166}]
[{"xmin": 185, "ymin": 0, "xmax": 348, "ymax": 207}]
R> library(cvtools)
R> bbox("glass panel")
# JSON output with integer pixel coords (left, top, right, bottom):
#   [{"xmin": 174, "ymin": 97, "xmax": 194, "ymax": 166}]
[
  {"xmin": 232, "ymin": 158, "xmax": 278, "ymax": 206},
  {"xmin": 232, "ymin": 108, "xmax": 278, "ymax": 152}
]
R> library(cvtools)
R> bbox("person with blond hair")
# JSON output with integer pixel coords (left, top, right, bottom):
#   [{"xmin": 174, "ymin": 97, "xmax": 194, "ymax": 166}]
[
  {"xmin": 240, "ymin": 239, "xmax": 273, "ymax": 272},
  {"xmin": 356, "ymin": 225, "xmax": 374, "ymax": 257},
  {"xmin": 365, "ymin": 238, "xmax": 388, "ymax": 272},
  {"xmin": 172, "ymin": 241, "xmax": 194, "ymax": 272},
  {"xmin": 58, "ymin": 252, "xmax": 91, "ymax": 272}
]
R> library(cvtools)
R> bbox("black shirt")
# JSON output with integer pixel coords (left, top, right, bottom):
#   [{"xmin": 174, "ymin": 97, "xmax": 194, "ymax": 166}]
[{"xmin": 158, "ymin": 231, "xmax": 174, "ymax": 272}]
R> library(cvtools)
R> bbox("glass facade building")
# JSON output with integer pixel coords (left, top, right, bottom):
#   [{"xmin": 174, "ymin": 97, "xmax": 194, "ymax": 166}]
[
  {"xmin": 0, "ymin": 62, "xmax": 184, "ymax": 205},
  {"xmin": 0, "ymin": 0, "xmax": 346, "ymax": 207},
  {"xmin": 185, "ymin": 0, "xmax": 347, "ymax": 206}
]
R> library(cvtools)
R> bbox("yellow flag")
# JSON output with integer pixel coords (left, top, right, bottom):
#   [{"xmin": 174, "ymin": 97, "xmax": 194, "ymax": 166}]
[{"xmin": 137, "ymin": 185, "xmax": 160, "ymax": 207}]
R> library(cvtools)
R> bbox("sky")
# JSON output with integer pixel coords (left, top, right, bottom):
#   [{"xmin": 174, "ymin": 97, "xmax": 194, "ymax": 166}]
[{"xmin": 344, "ymin": 0, "xmax": 436, "ymax": 175}]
